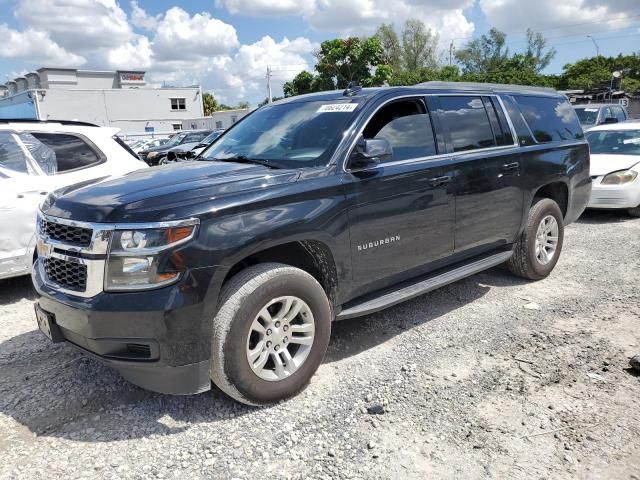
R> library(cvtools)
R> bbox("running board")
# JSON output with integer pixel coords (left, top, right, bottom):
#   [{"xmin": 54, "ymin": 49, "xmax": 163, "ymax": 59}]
[{"xmin": 336, "ymin": 250, "xmax": 513, "ymax": 320}]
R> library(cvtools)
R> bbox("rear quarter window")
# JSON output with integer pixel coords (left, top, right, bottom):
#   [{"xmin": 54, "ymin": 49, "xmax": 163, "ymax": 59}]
[
  {"xmin": 29, "ymin": 132, "xmax": 103, "ymax": 173},
  {"xmin": 514, "ymin": 95, "xmax": 583, "ymax": 143},
  {"xmin": 437, "ymin": 96, "xmax": 497, "ymax": 152}
]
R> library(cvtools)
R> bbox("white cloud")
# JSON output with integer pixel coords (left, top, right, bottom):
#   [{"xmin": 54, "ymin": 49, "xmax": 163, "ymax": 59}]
[
  {"xmin": 226, "ymin": 36, "xmax": 315, "ymax": 99},
  {"xmin": 130, "ymin": 0, "xmax": 161, "ymax": 30},
  {"xmin": 15, "ymin": 0, "xmax": 134, "ymax": 52},
  {"xmin": 216, "ymin": 0, "xmax": 475, "ymax": 40},
  {"xmin": 152, "ymin": 7, "xmax": 239, "ymax": 61},
  {"xmin": 478, "ymin": 0, "xmax": 635, "ymax": 34},
  {"xmin": 216, "ymin": 0, "xmax": 315, "ymax": 16},
  {"xmin": 144, "ymin": 35, "xmax": 315, "ymax": 104},
  {"xmin": 107, "ymin": 36, "xmax": 153, "ymax": 70},
  {"xmin": 0, "ymin": 24, "xmax": 86, "ymax": 67},
  {"xmin": 303, "ymin": 0, "xmax": 475, "ymax": 40}
]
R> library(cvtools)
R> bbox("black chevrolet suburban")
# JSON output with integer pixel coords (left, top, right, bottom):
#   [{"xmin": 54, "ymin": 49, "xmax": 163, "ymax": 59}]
[{"xmin": 32, "ymin": 82, "xmax": 591, "ymax": 405}]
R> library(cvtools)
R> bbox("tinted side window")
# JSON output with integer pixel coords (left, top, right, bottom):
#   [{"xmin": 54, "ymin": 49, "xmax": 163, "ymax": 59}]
[
  {"xmin": 0, "ymin": 132, "xmax": 28, "ymax": 173},
  {"xmin": 437, "ymin": 96, "xmax": 496, "ymax": 152},
  {"xmin": 514, "ymin": 96, "xmax": 583, "ymax": 143},
  {"xmin": 363, "ymin": 99, "xmax": 436, "ymax": 162},
  {"xmin": 614, "ymin": 106, "xmax": 626, "ymax": 122},
  {"xmin": 29, "ymin": 133, "xmax": 102, "ymax": 172},
  {"xmin": 184, "ymin": 133, "xmax": 206, "ymax": 143}
]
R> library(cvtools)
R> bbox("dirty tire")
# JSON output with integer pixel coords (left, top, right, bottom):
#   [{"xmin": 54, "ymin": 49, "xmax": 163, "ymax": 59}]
[
  {"xmin": 507, "ymin": 198, "xmax": 564, "ymax": 280},
  {"xmin": 210, "ymin": 263, "xmax": 332, "ymax": 406},
  {"xmin": 629, "ymin": 205, "xmax": 640, "ymax": 217}
]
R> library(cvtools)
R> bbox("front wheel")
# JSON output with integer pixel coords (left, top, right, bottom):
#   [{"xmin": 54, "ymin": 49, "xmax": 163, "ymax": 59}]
[
  {"xmin": 210, "ymin": 263, "xmax": 332, "ymax": 405},
  {"xmin": 507, "ymin": 198, "xmax": 565, "ymax": 280}
]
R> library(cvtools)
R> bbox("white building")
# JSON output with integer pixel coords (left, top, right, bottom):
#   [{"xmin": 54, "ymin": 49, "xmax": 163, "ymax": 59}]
[
  {"xmin": 184, "ymin": 108, "xmax": 251, "ymax": 131},
  {"xmin": 0, "ymin": 68, "xmax": 204, "ymax": 135}
]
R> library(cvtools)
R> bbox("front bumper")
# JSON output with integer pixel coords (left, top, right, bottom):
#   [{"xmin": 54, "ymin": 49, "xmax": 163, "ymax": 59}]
[
  {"xmin": 588, "ymin": 176, "xmax": 640, "ymax": 209},
  {"xmin": 33, "ymin": 262, "xmax": 219, "ymax": 395}
]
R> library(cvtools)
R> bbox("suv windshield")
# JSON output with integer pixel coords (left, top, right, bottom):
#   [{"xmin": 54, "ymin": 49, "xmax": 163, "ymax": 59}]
[
  {"xmin": 201, "ymin": 130, "xmax": 224, "ymax": 144},
  {"xmin": 200, "ymin": 100, "xmax": 360, "ymax": 168},
  {"xmin": 586, "ymin": 129, "xmax": 640, "ymax": 156},
  {"xmin": 166, "ymin": 133, "xmax": 187, "ymax": 147},
  {"xmin": 574, "ymin": 107, "xmax": 599, "ymax": 126}
]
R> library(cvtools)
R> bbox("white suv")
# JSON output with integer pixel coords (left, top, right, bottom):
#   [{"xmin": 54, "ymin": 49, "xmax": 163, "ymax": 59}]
[{"xmin": 0, "ymin": 120, "xmax": 147, "ymax": 280}]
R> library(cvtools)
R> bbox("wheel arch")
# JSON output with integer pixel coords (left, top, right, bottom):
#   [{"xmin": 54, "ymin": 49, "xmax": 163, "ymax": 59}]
[
  {"xmin": 532, "ymin": 181, "xmax": 569, "ymax": 218},
  {"xmin": 220, "ymin": 239, "xmax": 339, "ymax": 306}
]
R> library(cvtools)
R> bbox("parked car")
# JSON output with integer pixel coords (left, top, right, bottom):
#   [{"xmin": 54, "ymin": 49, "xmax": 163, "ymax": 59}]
[
  {"xmin": 166, "ymin": 129, "xmax": 225, "ymax": 162},
  {"xmin": 0, "ymin": 119, "xmax": 147, "ymax": 281},
  {"xmin": 138, "ymin": 130, "xmax": 212, "ymax": 166},
  {"xmin": 32, "ymin": 83, "xmax": 590, "ymax": 405},
  {"xmin": 585, "ymin": 121, "xmax": 640, "ymax": 216},
  {"xmin": 132, "ymin": 138, "xmax": 169, "ymax": 154},
  {"xmin": 573, "ymin": 103, "xmax": 629, "ymax": 130}
]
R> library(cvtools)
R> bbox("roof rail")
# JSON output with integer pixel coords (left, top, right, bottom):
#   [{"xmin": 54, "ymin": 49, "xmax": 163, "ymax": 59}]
[
  {"xmin": 0, "ymin": 118, "xmax": 100, "ymax": 127},
  {"xmin": 417, "ymin": 81, "xmax": 558, "ymax": 94},
  {"xmin": 343, "ymin": 82, "xmax": 363, "ymax": 97}
]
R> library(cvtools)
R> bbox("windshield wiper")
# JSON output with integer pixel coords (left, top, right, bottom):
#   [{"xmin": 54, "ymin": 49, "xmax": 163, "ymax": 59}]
[{"xmin": 210, "ymin": 155, "xmax": 278, "ymax": 169}]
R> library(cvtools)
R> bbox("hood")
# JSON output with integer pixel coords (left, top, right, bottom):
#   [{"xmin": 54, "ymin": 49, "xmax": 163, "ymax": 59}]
[
  {"xmin": 590, "ymin": 154, "xmax": 640, "ymax": 176},
  {"xmin": 44, "ymin": 161, "xmax": 300, "ymax": 223}
]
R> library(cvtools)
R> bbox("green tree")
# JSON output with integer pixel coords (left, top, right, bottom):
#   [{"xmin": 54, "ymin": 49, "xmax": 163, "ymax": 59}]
[
  {"xmin": 202, "ymin": 92, "xmax": 218, "ymax": 116},
  {"xmin": 314, "ymin": 37, "xmax": 390, "ymax": 89},
  {"xmin": 401, "ymin": 19, "xmax": 438, "ymax": 71},
  {"xmin": 237, "ymin": 101, "xmax": 250, "ymax": 109},
  {"xmin": 525, "ymin": 28, "xmax": 556, "ymax": 73},
  {"xmin": 375, "ymin": 23, "xmax": 402, "ymax": 70},
  {"xmin": 283, "ymin": 71, "xmax": 319, "ymax": 97},
  {"xmin": 559, "ymin": 53, "xmax": 640, "ymax": 92},
  {"xmin": 455, "ymin": 28, "xmax": 510, "ymax": 74},
  {"xmin": 284, "ymin": 37, "xmax": 391, "ymax": 97}
]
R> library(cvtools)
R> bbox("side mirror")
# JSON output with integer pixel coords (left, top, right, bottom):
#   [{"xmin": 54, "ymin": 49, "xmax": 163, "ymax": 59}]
[
  {"xmin": 602, "ymin": 117, "xmax": 618, "ymax": 124},
  {"xmin": 349, "ymin": 137, "xmax": 393, "ymax": 170}
]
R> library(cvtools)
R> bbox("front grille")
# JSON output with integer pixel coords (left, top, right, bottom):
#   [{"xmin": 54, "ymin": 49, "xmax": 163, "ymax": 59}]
[
  {"xmin": 44, "ymin": 257, "xmax": 87, "ymax": 292},
  {"xmin": 41, "ymin": 219, "xmax": 92, "ymax": 246}
]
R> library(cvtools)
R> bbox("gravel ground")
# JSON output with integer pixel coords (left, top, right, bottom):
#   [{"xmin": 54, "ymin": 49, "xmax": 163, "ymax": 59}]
[{"xmin": 1, "ymin": 210, "xmax": 639, "ymax": 480}]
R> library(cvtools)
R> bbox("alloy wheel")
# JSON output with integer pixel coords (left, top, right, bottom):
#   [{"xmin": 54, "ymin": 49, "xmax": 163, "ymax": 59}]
[
  {"xmin": 534, "ymin": 214, "xmax": 559, "ymax": 265},
  {"xmin": 246, "ymin": 296, "xmax": 315, "ymax": 381}
]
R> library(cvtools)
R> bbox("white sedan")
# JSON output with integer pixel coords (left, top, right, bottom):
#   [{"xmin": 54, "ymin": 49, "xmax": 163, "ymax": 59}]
[
  {"xmin": 0, "ymin": 120, "xmax": 147, "ymax": 280},
  {"xmin": 585, "ymin": 121, "xmax": 640, "ymax": 217}
]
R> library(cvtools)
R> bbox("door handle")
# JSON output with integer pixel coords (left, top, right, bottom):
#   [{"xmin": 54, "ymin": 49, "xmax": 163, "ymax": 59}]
[
  {"xmin": 429, "ymin": 176, "xmax": 451, "ymax": 187},
  {"xmin": 502, "ymin": 162, "xmax": 520, "ymax": 173}
]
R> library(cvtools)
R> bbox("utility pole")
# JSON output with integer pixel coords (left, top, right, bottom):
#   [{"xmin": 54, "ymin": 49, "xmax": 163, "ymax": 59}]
[
  {"xmin": 266, "ymin": 66, "xmax": 273, "ymax": 104},
  {"xmin": 449, "ymin": 41, "xmax": 454, "ymax": 66},
  {"xmin": 587, "ymin": 35, "xmax": 600, "ymax": 56}
]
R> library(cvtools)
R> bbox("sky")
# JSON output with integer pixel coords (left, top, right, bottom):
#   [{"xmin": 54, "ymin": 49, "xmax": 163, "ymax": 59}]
[{"xmin": 0, "ymin": 0, "xmax": 639, "ymax": 105}]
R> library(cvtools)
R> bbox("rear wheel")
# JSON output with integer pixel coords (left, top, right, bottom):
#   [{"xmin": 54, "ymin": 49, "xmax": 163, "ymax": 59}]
[
  {"xmin": 210, "ymin": 263, "xmax": 332, "ymax": 405},
  {"xmin": 507, "ymin": 198, "xmax": 564, "ymax": 280}
]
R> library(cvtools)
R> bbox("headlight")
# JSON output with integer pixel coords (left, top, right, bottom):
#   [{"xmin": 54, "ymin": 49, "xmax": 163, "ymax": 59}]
[
  {"xmin": 601, "ymin": 170, "xmax": 638, "ymax": 185},
  {"xmin": 105, "ymin": 222, "xmax": 198, "ymax": 291},
  {"xmin": 147, "ymin": 151, "xmax": 159, "ymax": 159}
]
